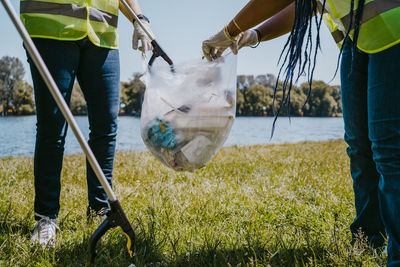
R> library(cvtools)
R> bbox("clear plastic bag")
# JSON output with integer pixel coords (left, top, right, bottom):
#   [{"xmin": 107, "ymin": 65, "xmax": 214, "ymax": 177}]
[{"xmin": 140, "ymin": 53, "xmax": 237, "ymax": 172}]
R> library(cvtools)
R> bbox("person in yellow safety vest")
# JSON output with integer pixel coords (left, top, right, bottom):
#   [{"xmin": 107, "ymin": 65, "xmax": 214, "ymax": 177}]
[
  {"xmin": 22, "ymin": 0, "xmax": 154, "ymax": 248},
  {"xmin": 203, "ymin": 0, "xmax": 400, "ymax": 265}
]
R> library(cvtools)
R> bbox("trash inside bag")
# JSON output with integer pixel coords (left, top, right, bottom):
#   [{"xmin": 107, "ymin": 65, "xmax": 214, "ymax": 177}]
[{"xmin": 140, "ymin": 53, "xmax": 237, "ymax": 172}]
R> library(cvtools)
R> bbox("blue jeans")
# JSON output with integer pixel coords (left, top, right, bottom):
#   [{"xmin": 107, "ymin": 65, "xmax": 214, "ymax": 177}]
[
  {"xmin": 341, "ymin": 39, "xmax": 400, "ymax": 266},
  {"xmin": 26, "ymin": 38, "xmax": 120, "ymax": 219}
]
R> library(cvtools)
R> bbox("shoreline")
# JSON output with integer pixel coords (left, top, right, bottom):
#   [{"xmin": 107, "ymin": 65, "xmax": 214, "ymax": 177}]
[{"xmin": 0, "ymin": 139, "xmax": 345, "ymax": 159}]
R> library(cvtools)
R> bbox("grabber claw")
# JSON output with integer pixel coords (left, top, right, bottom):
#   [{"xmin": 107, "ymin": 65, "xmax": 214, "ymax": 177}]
[
  {"xmin": 89, "ymin": 200, "xmax": 136, "ymax": 264},
  {"xmin": 148, "ymin": 40, "xmax": 174, "ymax": 70}
]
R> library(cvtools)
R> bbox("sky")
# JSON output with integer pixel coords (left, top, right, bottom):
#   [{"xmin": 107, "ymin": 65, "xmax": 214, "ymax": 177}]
[{"xmin": 0, "ymin": 0, "xmax": 341, "ymax": 85}]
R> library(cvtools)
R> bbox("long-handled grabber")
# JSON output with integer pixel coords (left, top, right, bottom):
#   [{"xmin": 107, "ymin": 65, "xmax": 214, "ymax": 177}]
[
  {"xmin": 1, "ymin": 0, "xmax": 135, "ymax": 264},
  {"xmin": 119, "ymin": 0, "xmax": 174, "ymax": 69}
]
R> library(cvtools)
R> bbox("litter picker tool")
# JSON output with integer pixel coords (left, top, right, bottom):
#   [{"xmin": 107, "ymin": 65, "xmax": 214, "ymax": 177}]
[
  {"xmin": 119, "ymin": 0, "xmax": 174, "ymax": 69},
  {"xmin": 1, "ymin": 0, "xmax": 135, "ymax": 263}
]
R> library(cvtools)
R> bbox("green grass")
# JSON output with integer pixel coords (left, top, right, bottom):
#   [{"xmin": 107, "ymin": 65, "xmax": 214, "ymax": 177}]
[{"xmin": 0, "ymin": 140, "xmax": 386, "ymax": 266}]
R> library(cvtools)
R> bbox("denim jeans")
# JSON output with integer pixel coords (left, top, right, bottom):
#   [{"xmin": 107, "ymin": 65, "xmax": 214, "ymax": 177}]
[
  {"xmin": 26, "ymin": 38, "xmax": 120, "ymax": 219},
  {"xmin": 341, "ymin": 39, "xmax": 400, "ymax": 266}
]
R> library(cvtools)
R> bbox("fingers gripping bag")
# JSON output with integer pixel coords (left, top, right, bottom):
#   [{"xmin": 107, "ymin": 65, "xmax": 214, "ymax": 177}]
[{"xmin": 140, "ymin": 53, "xmax": 237, "ymax": 172}]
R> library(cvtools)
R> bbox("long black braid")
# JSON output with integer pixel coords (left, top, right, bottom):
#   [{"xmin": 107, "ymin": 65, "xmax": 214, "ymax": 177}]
[{"xmin": 271, "ymin": 0, "xmax": 365, "ymax": 137}]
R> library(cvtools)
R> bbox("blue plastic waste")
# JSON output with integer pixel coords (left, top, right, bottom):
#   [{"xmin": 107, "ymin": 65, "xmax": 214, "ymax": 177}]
[{"xmin": 147, "ymin": 118, "xmax": 177, "ymax": 148}]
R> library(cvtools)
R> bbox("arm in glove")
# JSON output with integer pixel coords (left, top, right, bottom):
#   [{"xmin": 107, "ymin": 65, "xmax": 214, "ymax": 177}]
[
  {"xmin": 233, "ymin": 3, "xmax": 296, "ymax": 51},
  {"xmin": 202, "ymin": 27, "xmax": 242, "ymax": 61},
  {"xmin": 202, "ymin": 0, "xmax": 294, "ymax": 60},
  {"xmin": 133, "ymin": 19, "xmax": 154, "ymax": 57}
]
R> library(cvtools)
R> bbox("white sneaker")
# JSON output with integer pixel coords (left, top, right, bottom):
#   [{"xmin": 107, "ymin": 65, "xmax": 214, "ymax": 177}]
[{"xmin": 31, "ymin": 213, "xmax": 59, "ymax": 248}]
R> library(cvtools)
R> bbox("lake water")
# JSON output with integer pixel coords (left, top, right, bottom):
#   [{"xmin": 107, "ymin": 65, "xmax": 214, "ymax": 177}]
[{"xmin": 0, "ymin": 116, "xmax": 344, "ymax": 157}]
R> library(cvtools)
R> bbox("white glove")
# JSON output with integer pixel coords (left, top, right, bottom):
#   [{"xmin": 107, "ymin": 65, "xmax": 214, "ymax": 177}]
[
  {"xmin": 202, "ymin": 27, "xmax": 242, "ymax": 61},
  {"xmin": 132, "ymin": 19, "xmax": 154, "ymax": 57},
  {"xmin": 238, "ymin": 29, "xmax": 260, "ymax": 50}
]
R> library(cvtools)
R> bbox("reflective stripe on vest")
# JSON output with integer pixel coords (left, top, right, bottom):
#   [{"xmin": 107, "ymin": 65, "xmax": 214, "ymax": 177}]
[
  {"xmin": 319, "ymin": 0, "xmax": 400, "ymax": 53},
  {"xmin": 20, "ymin": 0, "xmax": 119, "ymax": 49},
  {"xmin": 341, "ymin": 0, "xmax": 400, "ymax": 30},
  {"xmin": 318, "ymin": 1, "xmax": 346, "ymax": 48}
]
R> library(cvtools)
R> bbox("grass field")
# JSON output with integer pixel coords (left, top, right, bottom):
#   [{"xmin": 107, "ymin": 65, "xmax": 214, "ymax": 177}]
[{"xmin": 0, "ymin": 140, "xmax": 386, "ymax": 266}]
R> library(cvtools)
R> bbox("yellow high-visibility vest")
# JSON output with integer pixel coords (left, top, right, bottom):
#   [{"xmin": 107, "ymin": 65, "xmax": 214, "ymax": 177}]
[
  {"xmin": 319, "ymin": 0, "xmax": 400, "ymax": 53},
  {"xmin": 20, "ymin": 0, "xmax": 119, "ymax": 49}
]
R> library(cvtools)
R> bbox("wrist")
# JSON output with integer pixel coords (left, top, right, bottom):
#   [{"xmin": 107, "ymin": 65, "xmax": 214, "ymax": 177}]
[
  {"xmin": 132, "ymin": 14, "xmax": 149, "ymax": 24},
  {"xmin": 254, "ymin": 29, "xmax": 261, "ymax": 42},
  {"xmin": 226, "ymin": 21, "xmax": 241, "ymax": 37},
  {"xmin": 250, "ymin": 29, "xmax": 261, "ymax": 48},
  {"xmin": 223, "ymin": 26, "xmax": 235, "ymax": 42}
]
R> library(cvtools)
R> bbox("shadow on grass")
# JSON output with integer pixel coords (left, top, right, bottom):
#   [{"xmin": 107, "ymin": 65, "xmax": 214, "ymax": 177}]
[
  {"xmin": 53, "ymin": 237, "xmax": 331, "ymax": 267},
  {"xmin": 169, "ymin": 244, "xmax": 331, "ymax": 267}
]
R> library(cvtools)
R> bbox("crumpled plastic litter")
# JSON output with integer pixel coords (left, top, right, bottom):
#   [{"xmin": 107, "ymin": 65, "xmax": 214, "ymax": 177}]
[{"xmin": 140, "ymin": 53, "xmax": 237, "ymax": 172}]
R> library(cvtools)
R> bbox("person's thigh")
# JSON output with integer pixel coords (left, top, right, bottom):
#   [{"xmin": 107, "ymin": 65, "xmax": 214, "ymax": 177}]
[
  {"xmin": 341, "ymin": 40, "xmax": 370, "ymax": 152},
  {"xmin": 368, "ymin": 42, "xmax": 400, "ymax": 265},
  {"xmin": 76, "ymin": 40, "xmax": 120, "ymax": 138},
  {"xmin": 29, "ymin": 38, "xmax": 79, "ymax": 136}
]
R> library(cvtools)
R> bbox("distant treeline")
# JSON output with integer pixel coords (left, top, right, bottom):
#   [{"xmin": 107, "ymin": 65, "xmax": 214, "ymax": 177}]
[
  {"xmin": 236, "ymin": 74, "xmax": 342, "ymax": 117},
  {"xmin": 0, "ymin": 56, "xmax": 341, "ymax": 117}
]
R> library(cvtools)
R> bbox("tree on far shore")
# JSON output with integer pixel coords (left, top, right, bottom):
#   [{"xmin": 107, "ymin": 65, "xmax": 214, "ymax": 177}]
[
  {"xmin": 120, "ymin": 73, "xmax": 146, "ymax": 116},
  {"xmin": 0, "ymin": 56, "xmax": 35, "ymax": 115},
  {"xmin": 12, "ymin": 80, "xmax": 35, "ymax": 115}
]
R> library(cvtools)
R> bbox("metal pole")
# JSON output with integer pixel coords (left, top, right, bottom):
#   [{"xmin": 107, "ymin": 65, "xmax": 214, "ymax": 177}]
[{"xmin": 1, "ymin": 0, "xmax": 117, "ymax": 201}]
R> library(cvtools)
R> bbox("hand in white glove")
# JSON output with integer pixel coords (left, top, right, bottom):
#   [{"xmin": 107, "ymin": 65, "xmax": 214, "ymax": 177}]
[
  {"xmin": 238, "ymin": 29, "xmax": 260, "ymax": 50},
  {"xmin": 132, "ymin": 19, "xmax": 154, "ymax": 57},
  {"xmin": 202, "ymin": 27, "xmax": 242, "ymax": 61}
]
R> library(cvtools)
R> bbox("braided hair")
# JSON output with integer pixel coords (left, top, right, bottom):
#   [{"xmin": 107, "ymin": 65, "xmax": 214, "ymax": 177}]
[{"xmin": 271, "ymin": 0, "xmax": 365, "ymax": 136}]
